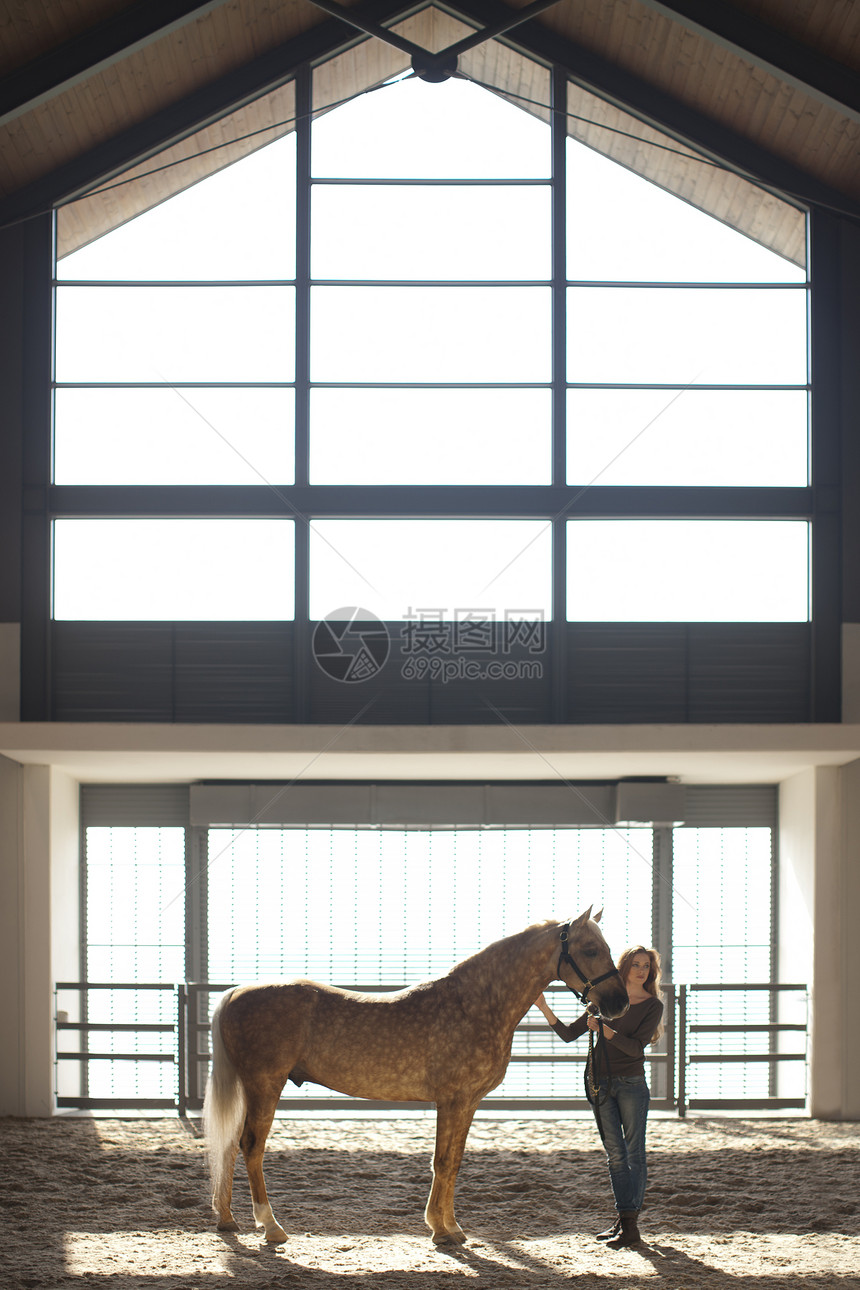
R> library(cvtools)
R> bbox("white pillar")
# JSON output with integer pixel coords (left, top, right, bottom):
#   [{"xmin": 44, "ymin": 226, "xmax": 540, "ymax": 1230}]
[
  {"xmin": 51, "ymin": 767, "xmax": 82, "ymax": 1104},
  {"xmin": 780, "ymin": 761, "xmax": 860, "ymax": 1119},
  {"xmin": 833, "ymin": 758, "xmax": 860, "ymax": 1118},
  {"xmin": 0, "ymin": 759, "xmax": 79, "ymax": 1116},
  {"xmin": 0, "ymin": 753, "xmax": 24, "ymax": 1113}
]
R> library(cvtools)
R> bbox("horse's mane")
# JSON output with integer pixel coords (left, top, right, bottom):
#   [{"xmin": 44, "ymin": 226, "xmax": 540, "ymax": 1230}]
[{"xmin": 444, "ymin": 919, "xmax": 556, "ymax": 982}]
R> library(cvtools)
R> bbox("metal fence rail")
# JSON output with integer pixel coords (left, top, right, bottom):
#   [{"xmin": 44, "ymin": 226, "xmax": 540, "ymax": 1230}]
[
  {"xmin": 677, "ymin": 982, "xmax": 808, "ymax": 1116},
  {"xmin": 54, "ymin": 979, "xmax": 807, "ymax": 1116},
  {"xmin": 55, "ymin": 981, "xmax": 179, "ymax": 1110}
]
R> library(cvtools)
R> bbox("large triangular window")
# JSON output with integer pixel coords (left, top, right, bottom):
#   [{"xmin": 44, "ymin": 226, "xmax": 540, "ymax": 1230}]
[{"xmin": 52, "ymin": 30, "xmax": 809, "ymax": 629}]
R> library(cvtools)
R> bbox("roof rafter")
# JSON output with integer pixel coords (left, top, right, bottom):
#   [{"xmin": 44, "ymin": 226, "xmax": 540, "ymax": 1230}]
[
  {"xmin": 637, "ymin": 0, "xmax": 860, "ymax": 127},
  {"xmin": 446, "ymin": 0, "xmax": 860, "ymax": 221},
  {"xmin": 0, "ymin": 0, "xmax": 227, "ymax": 130},
  {"xmin": 307, "ymin": 0, "xmax": 564, "ymax": 73},
  {"xmin": 0, "ymin": 0, "xmax": 419, "ymax": 228}
]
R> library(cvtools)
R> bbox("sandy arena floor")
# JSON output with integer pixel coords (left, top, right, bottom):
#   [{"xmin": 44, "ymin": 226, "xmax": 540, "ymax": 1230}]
[{"xmin": 1, "ymin": 1114, "xmax": 858, "ymax": 1289}]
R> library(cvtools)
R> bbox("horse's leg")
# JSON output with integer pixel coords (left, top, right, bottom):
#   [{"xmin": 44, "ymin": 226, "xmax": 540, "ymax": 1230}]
[
  {"xmin": 239, "ymin": 1085, "xmax": 288, "ymax": 1244},
  {"xmin": 425, "ymin": 1100, "xmax": 478, "ymax": 1245}
]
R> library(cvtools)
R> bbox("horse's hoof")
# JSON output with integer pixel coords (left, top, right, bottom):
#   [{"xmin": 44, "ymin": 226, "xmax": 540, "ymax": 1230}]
[
  {"xmin": 217, "ymin": 1219, "xmax": 240, "ymax": 1233},
  {"xmin": 432, "ymin": 1229, "xmax": 467, "ymax": 1246},
  {"xmin": 265, "ymin": 1225, "xmax": 288, "ymax": 1245}
]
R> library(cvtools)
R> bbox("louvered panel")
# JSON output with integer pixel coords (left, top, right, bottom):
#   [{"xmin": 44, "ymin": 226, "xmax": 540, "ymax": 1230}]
[
  {"xmin": 52, "ymin": 620, "xmax": 813, "ymax": 724},
  {"xmin": 687, "ymin": 624, "xmax": 810, "ymax": 722},
  {"xmin": 566, "ymin": 623, "xmax": 811, "ymax": 723},
  {"xmin": 53, "ymin": 621, "xmax": 174, "ymax": 721},
  {"xmin": 189, "ymin": 783, "xmax": 618, "ymax": 828},
  {"xmin": 428, "ymin": 677, "xmax": 552, "ymax": 724},
  {"xmin": 173, "ymin": 622, "xmax": 296, "ymax": 723},
  {"xmin": 307, "ymin": 620, "xmax": 431, "ymax": 724},
  {"xmin": 82, "ymin": 784, "xmax": 189, "ymax": 828},
  {"xmin": 567, "ymin": 623, "xmax": 688, "ymax": 723},
  {"xmin": 682, "ymin": 785, "xmax": 777, "ymax": 829},
  {"xmin": 428, "ymin": 627, "xmax": 552, "ymax": 724},
  {"xmin": 306, "ymin": 620, "xmax": 552, "ymax": 725}
]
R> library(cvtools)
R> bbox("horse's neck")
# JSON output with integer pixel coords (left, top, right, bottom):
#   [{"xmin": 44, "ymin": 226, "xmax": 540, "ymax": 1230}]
[{"xmin": 453, "ymin": 922, "xmax": 559, "ymax": 1029}]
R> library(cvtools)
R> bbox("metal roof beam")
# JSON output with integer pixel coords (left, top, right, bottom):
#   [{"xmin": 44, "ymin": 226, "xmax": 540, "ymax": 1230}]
[
  {"xmin": 0, "ymin": 0, "xmax": 227, "ymax": 130},
  {"xmin": 0, "ymin": 0, "xmax": 419, "ymax": 228},
  {"xmin": 439, "ymin": 0, "xmax": 564, "ymax": 59},
  {"xmin": 446, "ymin": 0, "xmax": 860, "ymax": 221},
  {"xmin": 306, "ymin": 0, "xmax": 429, "ymax": 60},
  {"xmin": 637, "ymin": 0, "xmax": 860, "ymax": 127}
]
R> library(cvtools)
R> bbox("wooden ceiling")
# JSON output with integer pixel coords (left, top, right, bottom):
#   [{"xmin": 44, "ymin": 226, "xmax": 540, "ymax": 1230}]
[{"xmin": 1, "ymin": 0, "xmax": 858, "ymax": 264}]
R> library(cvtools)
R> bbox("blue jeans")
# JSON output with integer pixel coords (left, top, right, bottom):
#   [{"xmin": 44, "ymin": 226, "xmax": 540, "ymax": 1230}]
[{"xmin": 594, "ymin": 1076, "xmax": 650, "ymax": 1213}]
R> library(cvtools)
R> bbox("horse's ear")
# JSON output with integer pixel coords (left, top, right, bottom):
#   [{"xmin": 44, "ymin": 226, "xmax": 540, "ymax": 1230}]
[
  {"xmin": 572, "ymin": 905, "xmax": 593, "ymax": 926},
  {"xmin": 592, "ymin": 907, "xmax": 603, "ymax": 924}
]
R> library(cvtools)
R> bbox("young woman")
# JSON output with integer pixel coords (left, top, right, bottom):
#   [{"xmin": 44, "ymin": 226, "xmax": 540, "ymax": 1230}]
[{"xmin": 535, "ymin": 945, "xmax": 664, "ymax": 1248}]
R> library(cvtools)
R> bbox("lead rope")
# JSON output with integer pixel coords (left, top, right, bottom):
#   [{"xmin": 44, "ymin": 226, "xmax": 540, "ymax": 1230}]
[
  {"xmin": 554, "ymin": 922, "xmax": 621, "ymax": 1144},
  {"xmin": 584, "ymin": 1011, "xmax": 613, "ymax": 1143}
]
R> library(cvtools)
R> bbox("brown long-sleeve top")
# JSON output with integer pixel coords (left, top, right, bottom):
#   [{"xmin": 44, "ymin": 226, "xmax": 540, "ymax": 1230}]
[{"xmin": 550, "ymin": 996, "xmax": 664, "ymax": 1079}]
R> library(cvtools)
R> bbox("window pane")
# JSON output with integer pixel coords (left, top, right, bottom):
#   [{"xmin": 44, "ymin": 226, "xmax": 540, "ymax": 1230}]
[
  {"xmin": 310, "ymin": 520, "xmax": 552, "ymax": 620},
  {"xmin": 55, "ymin": 285, "xmax": 295, "ymax": 382},
  {"xmin": 53, "ymin": 519, "xmax": 295, "ymax": 620},
  {"xmin": 673, "ymin": 826, "xmax": 775, "ymax": 1101},
  {"xmin": 567, "ymin": 138, "xmax": 806, "ymax": 284},
  {"xmin": 84, "ymin": 826, "xmax": 185, "ymax": 1101},
  {"xmin": 312, "ymin": 76, "xmax": 550, "ymax": 179},
  {"xmin": 567, "ymin": 388, "xmax": 808, "ymax": 486},
  {"xmin": 566, "ymin": 520, "xmax": 809, "ymax": 621},
  {"xmin": 310, "ymin": 387, "xmax": 550, "ymax": 484},
  {"xmin": 57, "ymin": 135, "xmax": 297, "ymax": 282},
  {"xmin": 567, "ymin": 287, "xmax": 808, "ymax": 385},
  {"xmin": 54, "ymin": 387, "xmax": 295, "ymax": 485},
  {"xmin": 312, "ymin": 286, "xmax": 550, "ymax": 382},
  {"xmin": 312, "ymin": 183, "xmax": 550, "ymax": 280}
]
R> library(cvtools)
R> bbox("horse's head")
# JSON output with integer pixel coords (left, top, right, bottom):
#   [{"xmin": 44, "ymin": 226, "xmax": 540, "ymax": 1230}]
[{"xmin": 557, "ymin": 907, "xmax": 629, "ymax": 1019}]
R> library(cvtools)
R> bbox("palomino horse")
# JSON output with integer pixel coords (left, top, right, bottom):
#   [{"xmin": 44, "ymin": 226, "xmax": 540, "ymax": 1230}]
[{"xmin": 204, "ymin": 907, "xmax": 628, "ymax": 1246}]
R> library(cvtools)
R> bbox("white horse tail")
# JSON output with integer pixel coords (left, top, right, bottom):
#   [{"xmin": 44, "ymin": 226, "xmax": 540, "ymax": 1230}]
[{"xmin": 203, "ymin": 989, "xmax": 246, "ymax": 1214}]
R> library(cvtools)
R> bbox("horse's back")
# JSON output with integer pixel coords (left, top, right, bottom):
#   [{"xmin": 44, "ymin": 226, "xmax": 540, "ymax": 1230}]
[{"xmin": 217, "ymin": 975, "xmax": 503, "ymax": 1103}]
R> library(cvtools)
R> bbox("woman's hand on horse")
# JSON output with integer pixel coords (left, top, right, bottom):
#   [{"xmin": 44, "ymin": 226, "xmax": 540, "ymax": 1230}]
[{"xmin": 587, "ymin": 1014, "xmax": 615, "ymax": 1038}]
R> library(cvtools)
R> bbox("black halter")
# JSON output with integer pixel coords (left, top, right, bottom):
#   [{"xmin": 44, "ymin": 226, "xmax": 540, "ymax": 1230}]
[{"xmin": 556, "ymin": 921, "xmax": 622, "ymax": 1005}]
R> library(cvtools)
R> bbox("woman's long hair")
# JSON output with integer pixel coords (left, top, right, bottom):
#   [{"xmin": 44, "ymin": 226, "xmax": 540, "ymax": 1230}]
[{"xmin": 617, "ymin": 945, "xmax": 664, "ymax": 1043}]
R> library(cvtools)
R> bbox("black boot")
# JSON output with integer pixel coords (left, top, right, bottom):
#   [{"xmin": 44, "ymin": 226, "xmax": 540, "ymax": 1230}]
[
  {"xmin": 606, "ymin": 1210, "xmax": 640, "ymax": 1248},
  {"xmin": 596, "ymin": 1215, "xmax": 621, "ymax": 1241}
]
